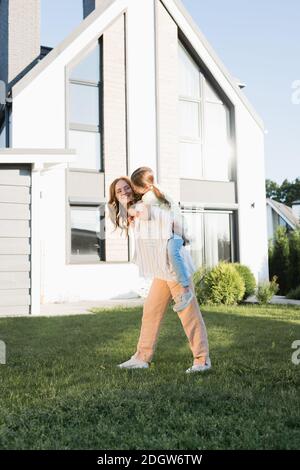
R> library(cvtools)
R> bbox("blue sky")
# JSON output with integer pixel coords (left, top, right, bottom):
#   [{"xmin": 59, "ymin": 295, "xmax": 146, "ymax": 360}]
[{"xmin": 41, "ymin": 0, "xmax": 300, "ymax": 185}]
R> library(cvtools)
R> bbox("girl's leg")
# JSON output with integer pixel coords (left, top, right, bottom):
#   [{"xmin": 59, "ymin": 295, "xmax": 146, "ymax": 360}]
[
  {"xmin": 133, "ymin": 278, "xmax": 172, "ymax": 363},
  {"xmin": 167, "ymin": 235, "xmax": 190, "ymax": 289},
  {"xmin": 167, "ymin": 277, "xmax": 209, "ymax": 366}
]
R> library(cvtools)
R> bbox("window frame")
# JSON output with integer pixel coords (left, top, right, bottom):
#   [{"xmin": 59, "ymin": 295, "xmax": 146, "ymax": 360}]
[
  {"xmin": 69, "ymin": 203, "xmax": 106, "ymax": 264},
  {"xmin": 66, "ymin": 38, "xmax": 104, "ymax": 173},
  {"xmin": 178, "ymin": 41, "xmax": 234, "ymax": 182},
  {"xmin": 181, "ymin": 207, "xmax": 236, "ymax": 268}
]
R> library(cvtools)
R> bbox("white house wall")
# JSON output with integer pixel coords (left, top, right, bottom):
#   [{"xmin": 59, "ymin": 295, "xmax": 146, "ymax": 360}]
[
  {"xmin": 126, "ymin": 0, "xmax": 157, "ymax": 176},
  {"xmin": 235, "ymin": 105, "xmax": 269, "ymax": 282},
  {"xmin": 11, "ymin": 0, "xmax": 151, "ymax": 303}
]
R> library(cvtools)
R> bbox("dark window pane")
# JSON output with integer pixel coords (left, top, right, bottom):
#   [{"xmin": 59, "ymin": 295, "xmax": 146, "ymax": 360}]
[
  {"xmin": 71, "ymin": 206, "xmax": 105, "ymax": 259},
  {"xmin": 0, "ymin": 114, "xmax": 5, "ymax": 148},
  {"xmin": 204, "ymin": 212, "xmax": 231, "ymax": 266}
]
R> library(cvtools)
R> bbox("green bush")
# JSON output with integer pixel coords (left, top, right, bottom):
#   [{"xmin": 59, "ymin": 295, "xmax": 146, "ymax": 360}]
[
  {"xmin": 286, "ymin": 285, "xmax": 300, "ymax": 300},
  {"xmin": 194, "ymin": 262, "xmax": 245, "ymax": 306},
  {"xmin": 232, "ymin": 263, "xmax": 256, "ymax": 299},
  {"xmin": 288, "ymin": 229, "xmax": 300, "ymax": 290},
  {"xmin": 269, "ymin": 226, "xmax": 290, "ymax": 295},
  {"xmin": 256, "ymin": 275, "xmax": 279, "ymax": 304},
  {"xmin": 192, "ymin": 265, "xmax": 210, "ymax": 304}
]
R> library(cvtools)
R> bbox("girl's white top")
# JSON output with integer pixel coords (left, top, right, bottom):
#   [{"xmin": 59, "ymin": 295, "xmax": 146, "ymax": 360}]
[{"xmin": 129, "ymin": 193, "xmax": 195, "ymax": 281}]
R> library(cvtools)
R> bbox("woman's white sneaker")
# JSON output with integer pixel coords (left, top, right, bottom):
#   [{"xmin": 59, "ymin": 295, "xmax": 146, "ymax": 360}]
[
  {"xmin": 117, "ymin": 356, "xmax": 149, "ymax": 369},
  {"xmin": 185, "ymin": 358, "xmax": 211, "ymax": 374}
]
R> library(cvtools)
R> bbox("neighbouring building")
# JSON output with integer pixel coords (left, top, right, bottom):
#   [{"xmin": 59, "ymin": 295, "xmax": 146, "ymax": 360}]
[{"xmin": 267, "ymin": 198, "xmax": 300, "ymax": 242}]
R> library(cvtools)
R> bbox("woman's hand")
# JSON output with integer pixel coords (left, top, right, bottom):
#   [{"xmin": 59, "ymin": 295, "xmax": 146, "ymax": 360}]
[{"xmin": 128, "ymin": 206, "xmax": 139, "ymax": 218}]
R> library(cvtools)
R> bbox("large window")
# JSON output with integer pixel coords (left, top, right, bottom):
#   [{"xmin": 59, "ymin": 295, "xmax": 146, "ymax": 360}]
[
  {"xmin": 70, "ymin": 205, "xmax": 105, "ymax": 262},
  {"xmin": 179, "ymin": 43, "xmax": 232, "ymax": 181},
  {"xmin": 68, "ymin": 41, "xmax": 102, "ymax": 171},
  {"xmin": 183, "ymin": 209, "xmax": 234, "ymax": 269}
]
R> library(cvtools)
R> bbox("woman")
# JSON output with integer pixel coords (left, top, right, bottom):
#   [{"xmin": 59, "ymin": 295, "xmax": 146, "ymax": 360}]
[{"xmin": 108, "ymin": 176, "xmax": 211, "ymax": 374}]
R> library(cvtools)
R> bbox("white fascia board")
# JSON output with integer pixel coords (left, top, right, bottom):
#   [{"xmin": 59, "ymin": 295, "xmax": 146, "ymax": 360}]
[
  {"xmin": 182, "ymin": 202, "xmax": 239, "ymax": 211},
  {"xmin": 0, "ymin": 148, "xmax": 76, "ymax": 166},
  {"xmin": 160, "ymin": 0, "xmax": 264, "ymax": 131}
]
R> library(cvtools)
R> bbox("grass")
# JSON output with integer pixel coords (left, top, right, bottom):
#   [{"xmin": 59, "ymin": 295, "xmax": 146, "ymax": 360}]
[{"xmin": 0, "ymin": 303, "xmax": 299, "ymax": 450}]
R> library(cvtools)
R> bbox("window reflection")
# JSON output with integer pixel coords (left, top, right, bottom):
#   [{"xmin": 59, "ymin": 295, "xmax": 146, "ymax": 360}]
[
  {"xmin": 183, "ymin": 210, "xmax": 232, "ymax": 269},
  {"xmin": 68, "ymin": 40, "xmax": 102, "ymax": 171},
  {"xmin": 69, "ymin": 45, "xmax": 100, "ymax": 82},
  {"xmin": 179, "ymin": 42, "xmax": 232, "ymax": 181},
  {"xmin": 71, "ymin": 206, "xmax": 105, "ymax": 259},
  {"xmin": 69, "ymin": 83, "xmax": 99, "ymax": 127}
]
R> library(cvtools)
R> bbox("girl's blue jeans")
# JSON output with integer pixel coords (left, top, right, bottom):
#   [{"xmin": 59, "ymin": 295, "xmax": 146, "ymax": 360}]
[{"xmin": 167, "ymin": 233, "xmax": 190, "ymax": 288}]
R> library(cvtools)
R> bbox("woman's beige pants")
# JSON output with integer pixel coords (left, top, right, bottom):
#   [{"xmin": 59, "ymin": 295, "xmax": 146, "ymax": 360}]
[{"xmin": 133, "ymin": 277, "xmax": 209, "ymax": 366}]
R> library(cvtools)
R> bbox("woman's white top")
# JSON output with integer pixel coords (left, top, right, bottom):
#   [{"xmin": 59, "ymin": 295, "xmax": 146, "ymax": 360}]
[{"xmin": 129, "ymin": 200, "xmax": 196, "ymax": 282}]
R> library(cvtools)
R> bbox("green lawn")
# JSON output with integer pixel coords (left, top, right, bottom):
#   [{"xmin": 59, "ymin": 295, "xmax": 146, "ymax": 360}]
[{"xmin": 0, "ymin": 303, "xmax": 299, "ymax": 450}]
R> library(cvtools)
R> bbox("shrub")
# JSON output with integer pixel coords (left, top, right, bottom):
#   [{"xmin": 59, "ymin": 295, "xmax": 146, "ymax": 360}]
[
  {"xmin": 192, "ymin": 265, "xmax": 210, "ymax": 305},
  {"xmin": 288, "ymin": 229, "xmax": 300, "ymax": 291},
  {"xmin": 286, "ymin": 285, "xmax": 300, "ymax": 300},
  {"xmin": 256, "ymin": 275, "xmax": 279, "ymax": 304},
  {"xmin": 194, "ymin": 262, "xmax": 245, "ymax": 306},
  {"xmin": 269, "ymin": 226, "xmax": 290, "ymax": 295},
  {"xmin": 232, "ymin": 263, "xmax": 256, "ymax": 299}
]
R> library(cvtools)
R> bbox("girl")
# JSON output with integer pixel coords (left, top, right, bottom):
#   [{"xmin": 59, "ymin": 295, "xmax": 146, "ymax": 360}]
[{"xmin": 129, "ymin": 166, "xmax": 194, "ymax": 313}]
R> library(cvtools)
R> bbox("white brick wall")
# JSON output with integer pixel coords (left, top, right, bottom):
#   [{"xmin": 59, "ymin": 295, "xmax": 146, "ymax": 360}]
[
  {"xmin": 103, "ymin": 14, "xmax": 129, "ymax": 262},
  {"xmin": 155, "ymin": 0, "xmax": 180, "ymax": 203},
  {"xmin": 0, "ymin": 0, "xmax": 40, "ymax": 85}
]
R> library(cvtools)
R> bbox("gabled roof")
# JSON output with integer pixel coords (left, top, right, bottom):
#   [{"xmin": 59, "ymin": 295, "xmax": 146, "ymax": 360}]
[
  {"xmin": 267, "ymin": 197, "xmax": 300, "ymax": 230},
  {"xmin": 12, "ymin": 0, "xmax": 264, "ymax": 130}
]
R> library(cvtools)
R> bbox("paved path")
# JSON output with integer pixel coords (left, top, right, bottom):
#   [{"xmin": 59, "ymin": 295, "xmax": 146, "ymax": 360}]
[
  {"xmin": 244, "ymin": 295, "xmax": 300, "ymax": 306},
  {"xmin": 0, "ymin": 298, "xmax": 145, "ymax": 318},
  {"xmin": 1, "ymin": 295, "xmax": 299, "ymax": 319}
]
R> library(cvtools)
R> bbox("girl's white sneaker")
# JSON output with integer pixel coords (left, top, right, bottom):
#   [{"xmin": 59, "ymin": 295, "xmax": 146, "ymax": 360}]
[{"xmin": 173, "ymin": 289, "xmax": 194, "ymax": 312}]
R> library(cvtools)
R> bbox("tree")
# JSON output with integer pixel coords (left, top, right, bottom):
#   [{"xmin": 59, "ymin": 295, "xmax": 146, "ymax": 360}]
[
  {"xmin": 266, "ymin": 179, "xmax": 280, "ymax": 200},
  {"xmin": 282, "ymin": 178, "xmax": 300, "ymax": 206},
  {"xmin": 288, "ymin": 229, "xmax": 300, "ymax": 291},
  {"xmin": 266, "ymin": 178, "xmax": 300, "ymax": 206},
  {"xmin": 269, "ymin": 226, "xmax": 290, "ymax": 295}
]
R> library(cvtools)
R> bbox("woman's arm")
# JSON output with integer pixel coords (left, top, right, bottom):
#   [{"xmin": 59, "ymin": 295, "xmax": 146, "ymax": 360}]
[{"xmin": 129, "ymin": 202, "xmax": 150, "ymax": 221}]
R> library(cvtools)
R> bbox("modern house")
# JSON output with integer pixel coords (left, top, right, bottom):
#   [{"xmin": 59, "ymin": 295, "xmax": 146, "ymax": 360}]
[
  {"xmin": 267, "ymin": 198, "xmax": 300, "ymax": 242},
  {"xmin": 0, "ymin": 0, "xmax": 269, "ymax": 315}
]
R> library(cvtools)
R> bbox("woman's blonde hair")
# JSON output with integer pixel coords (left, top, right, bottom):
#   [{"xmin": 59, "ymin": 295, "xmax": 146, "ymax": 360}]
[
  {"xmin": 130, "ymin": 166, "xmax": 171, "ymax": 209},
  {"xmin": 108, "ymin": 176, "xmax": 140, "ymax": 233}
]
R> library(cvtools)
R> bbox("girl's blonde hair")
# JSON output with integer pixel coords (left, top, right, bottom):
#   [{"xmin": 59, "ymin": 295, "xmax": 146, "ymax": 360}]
[
  {"xmin": 130, "ymin": 166, "xmax": 171, "ymax": 209},
  {"xmin": 108, "ymin": 176, "xmax": 140, "ymax": 234}
]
